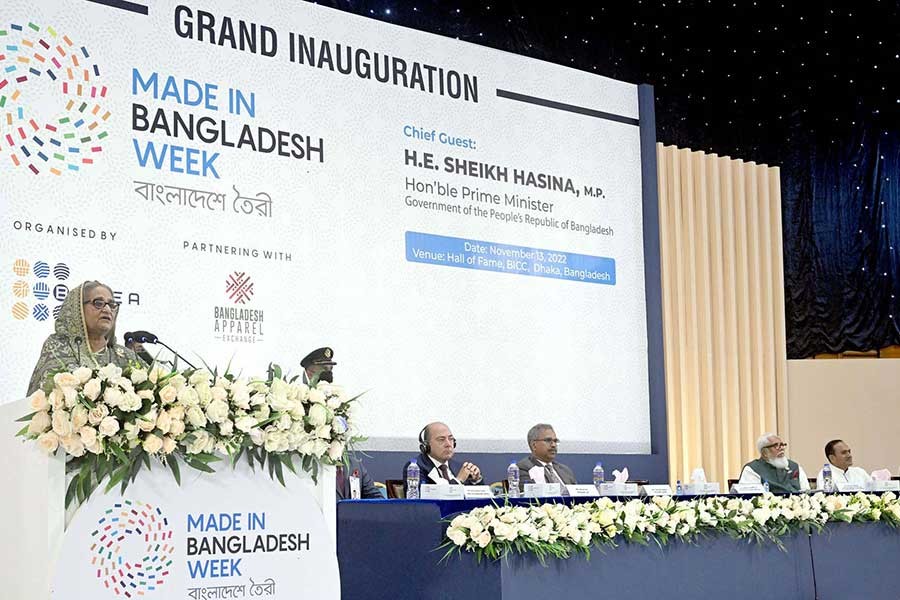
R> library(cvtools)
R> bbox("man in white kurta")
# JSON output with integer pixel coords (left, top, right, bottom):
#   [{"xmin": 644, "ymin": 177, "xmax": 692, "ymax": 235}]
[{"xmin": 816, "ymin": 439, "xmax": 871, "ymax": 489}]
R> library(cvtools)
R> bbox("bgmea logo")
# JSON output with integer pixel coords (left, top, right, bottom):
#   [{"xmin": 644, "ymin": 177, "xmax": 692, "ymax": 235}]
[
  {"xmin": 226, "ymin": 271, "xmax": 254, "ymax": 304},
  {"xmin": 213, "ymin": 272, "xmax": 264, "ymax": 344}
]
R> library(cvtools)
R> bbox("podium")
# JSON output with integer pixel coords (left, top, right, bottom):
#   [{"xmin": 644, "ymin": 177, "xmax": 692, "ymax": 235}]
[{"xmin": 0, "ymin": 398, "xmax": 339, "ymax": 599}]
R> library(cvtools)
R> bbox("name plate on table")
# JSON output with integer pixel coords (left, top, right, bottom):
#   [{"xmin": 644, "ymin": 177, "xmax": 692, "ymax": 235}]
[
  {"xmin": 524, "ymin": 483, "xmax": 562, "ymax": 498},
  {"xmin": 598, "ymin": 483, "xmax": 639, "ymax": 496},
  {"xmin": 420, "ymin": 484, "xmax": 465, "ymax": 500},
  {"xmin": 684, "ymin": 483, "xmax": 721, "ymax": 495},
  {"xmin": 565, "ymin": 484, "xmax": 599, "ymax": 497},
  {"xmin": 868, "ymin": 480, "xmax": 900, "ymax": 492},
  {"xmin": 463, "ymin": 485, "xmax": 494, "ymax": 499},
  {"xmin": 834, "ymin": 482, "xmax": 863, "ymax": 493},
  {"xmin": 641, "ymin": 484, "xmax": 674, "ymax": 496},
  {"xmin": 730, "ymin": 483, "xmax": 765, "ymax": 495}
]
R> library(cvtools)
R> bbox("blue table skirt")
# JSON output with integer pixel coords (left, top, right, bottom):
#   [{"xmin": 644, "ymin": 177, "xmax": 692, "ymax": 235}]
[{"xmin": 337, "ymin": 498, "xmax": 825, "ymax": 600}]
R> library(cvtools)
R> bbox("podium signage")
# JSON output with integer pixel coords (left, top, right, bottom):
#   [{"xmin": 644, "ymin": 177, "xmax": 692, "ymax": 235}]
[
  {"xmin": 565, "ymin": 484, "xmax": 600, "ymax": 497},
  {"xmin": 597, "ymin": 483, "xmax": 639, "ymax": 497},
  {"xmin": 730, "ymin": 483, "xmax": 765, "ymax": 495},
  {"xmin": 52, "ymin": 463, "xmax": 339, "ymax": 599},
  {"xmin": 834, "ymin": 482, "xmax": 863, "ymax": 493},
  {"xmin": 421, "ymin": 484, "xmax": 465, "ymax": 500},
  {"xmin": 683, "ymin": 483, "xmax": 721, "ymax": 495},
  {"xmin": 524, "ymin": 483, "xmax": 562, "ymax": 498},
  {"xmin": 641, "ymin": 484, "xmax": 674, "ymax": 496},
  {"xmin": 463, "ymin": 486, "xmax": 494, "ymax": 499},
  {"xmin": 869, "ymin": 480, "xmax": 900, "ymax": 492}
]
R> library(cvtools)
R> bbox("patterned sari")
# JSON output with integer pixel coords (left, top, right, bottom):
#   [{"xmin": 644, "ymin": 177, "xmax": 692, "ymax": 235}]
[{"xmin": 26, "ymin": 282, "xmax": 138, "ymax": 395}]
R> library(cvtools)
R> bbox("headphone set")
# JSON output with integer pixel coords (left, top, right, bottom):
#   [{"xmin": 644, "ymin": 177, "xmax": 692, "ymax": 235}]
[{"xmin": 418, "ymin": 425, "xmax": 457, "ymax": 455}]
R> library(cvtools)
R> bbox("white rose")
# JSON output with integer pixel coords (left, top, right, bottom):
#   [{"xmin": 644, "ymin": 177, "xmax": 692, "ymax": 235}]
[
  {"xmin": 103, "ymin": 387, "xmax": 123, "ymax": 409},
  {"xmin": 162, "ymin": 436, "xmax": 177, "ymax": 454},
  {"xmin": 307, "ymin": 388, "xmax": 326, "ymax": 405},
  {"xmin": 98, "ymin": 416, "xmax": 120, "ymax": 437},
  {"xmin": 230, "ymin": 383, "xmax": 251, "ymax": 409},
  {"xmin": 137, "ymin": 410, "xmax": 157, "ymax": 432},
  {"xmin": 37, "ymin": 431, "xmax": 60, "ymax": 453},
  {"xmin": 73, "ymin": 366, "xmax": 93, "ymax": 385},
  {"xmin": 308, "ymin": 404, "xmax": 328, "ymax": 427},
  {"xmin": 130, "ymin": 368, "xmax": 148, "ymax": 385},
  {"xmin": 327, "ymin": 441, "xmax": 344, "ymax": 460},
  {"xmin": 189, "ymin": 369, "xmax": 212, "ymax": 386},
  {"xmin": 156, "ymin": 410, "xmax": 172, "ymax": 434},
  {"xmin": 326, "ymin": 393, "xmax": 342, "ymax": 410},
  {"xmin": 28, "ymin": 411, "xmax": 52, "ymax": 435},
  {"xmin": 60, "ymin": 433, "xmax": 86, "ymax": 457},
  {"xmin": 312, "ymin": 438, "xmax": 329, "ymax": 457},
  {"xmin": 219, "ymin": 419, "xmax": 234, "ymax": 436},
  {"xmin": 475, "ymin": 531, "xmax": 492, "ymax": 548},
  {"xmin": 112, "ymin": 376, "xmax": 134, "ymax": 392},
  {"xmin": 71, "ymin": 405, "xmax": 89, "ymax": 430},
  {"xmin": 83, "ymin": 378, "xmax": 102, "ymax": 401},
  {"xmin": 29, "ymin": 390, "xmax": 49, "ymax": 412},
  {"xmin": 196, "ymin": 384, "xmax": 213, "ymax": 407},
  {"xmin": 210, "ymin": 385, "xmax": 228, "ymax": 402},
  {"xmin": 446, "ymin": 526, "xmax": 467, "ymax": 546},
  {"xmin": 137, "ymin": 389, "xmax": 154, "ymax": 401},
  {"xmin": 79, "ymin": 426, "xmax": 98, "ymax": 447},
  {"xmin": 88, "ymin": 404, "xmax": 109, "ymax": 425},
  {"xmin": 49, "ymin": 389, "xmax": 65, "ymax": 411},
  {"xmin": 205, "ymin": 399, "xmax": 229, "ymax": 424},
  {"xmin": 158, "ymin": 384, "xmax": 178, "ymax": 405},
  {"xmin": 331, "ymin": 416, "xmax": 349, "ymax": 435},
  {"xmin": 98, "ymin": 363, "xmax": 122, "ymax": 381},
  {"xmin": 148, "ymin": 365, "xmax": 166, "ymax": 384},
  {"xmin": 142, "ymin": 434, "xmax": 164, "ymax": 454},
  {"xmin": 85, "ymin": 439, "xmax": 103, "ymax": 454},
  {"xmin": 277, "ymin": 414, "xmax": 292, "ymax": 430},
  {"xmin": 299, "ymin": 438, "xmax": 316, "ymax": 455},
  {"xmin": 169, "ymin": 419, "xmax": 186, "ymax": 436},
  {"xmin": 252, "ymin": 404, "xmax": 271, "ymax": 421},
  {"xmin": 51, "ymin": 410, "xmax": 73, "ymax": 437},
  {"xmin": 53, "ymin": 372, "xmax": 79, "ymax": 389},
  {"xmin": 264, "ymin": 431, "xmax": 284, "ymax": 452},
  {"xmin": 186, "ymin": 430, "xmax": 214, "ymax": 454},
  {"xmin": 315, "ymin": 424, "xmax": 332, "ymax": 439},
  {"xmin": 120, "ymin": 392, "xmax": 143, "ymax": 412},
  {"xmin": 186, "ymin": 406, "xmax": 207, "ymax": 428},
  {"xmin": 62, "ymin": 387, "xmax": 78, "ymax": 408},
  {"xmin": 177, "ymin": 386, "xmax": 200, "ymax": 407},
  {"xmin": 235, "ymin": 416, "xmax": 257, "ymax": 433},
  {"xmin": 249, "ymin": 428, "xmax": 265, "ymax": 446}
]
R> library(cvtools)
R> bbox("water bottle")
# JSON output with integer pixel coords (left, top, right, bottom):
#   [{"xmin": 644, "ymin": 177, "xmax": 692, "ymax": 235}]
[
  {"xmin": 676, "ymin": 479, "xmax": 683, "ymax": 496},
  {"xmin": 405, "ymin": 460, "xmax": 420, "ymax": 499},
  {"xmin": 822, "ymin": 463, "xmax": 834, "ymax": 493},
  {"xmin": 762, "ymin": 479, "xmax": 770, "ymax": 493},
  {"xmin": 593, "ymin": 462, "xmax": 605, "ymax": 489},
  {"xmin": 507, "ymin": 463, "xmax": 520, "ymax": 498}
]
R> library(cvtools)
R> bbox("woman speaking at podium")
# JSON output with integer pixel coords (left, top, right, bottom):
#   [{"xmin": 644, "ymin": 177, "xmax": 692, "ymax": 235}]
[{"xmin": 26, "ymin": 281, "xmax": 140, "ymax": 395}]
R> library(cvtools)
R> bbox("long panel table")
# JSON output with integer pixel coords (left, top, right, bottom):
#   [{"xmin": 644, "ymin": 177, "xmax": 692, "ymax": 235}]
[{"xmin": 335, "ymin": 497, "xmax": 900, "ymax": 599}]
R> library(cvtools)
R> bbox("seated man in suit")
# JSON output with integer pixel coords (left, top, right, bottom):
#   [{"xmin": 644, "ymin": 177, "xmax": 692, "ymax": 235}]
[
  {"xmin": 404, "ymin": 422, "xmax": 483, "ymax": 490},
  {"xmin": 816, "ymin": 439, "xmax": 871, "ymax": 489},
  {"xmin": 336, "ymin": 455, "xmax": 383, "ymax": 499},
  {"xmin": 739, "ymin": 432, "xmax": 810, "ymax": 493},
  {"xmin": 516, "ymin": 423, "xmax": 577, "ymax": 485}
]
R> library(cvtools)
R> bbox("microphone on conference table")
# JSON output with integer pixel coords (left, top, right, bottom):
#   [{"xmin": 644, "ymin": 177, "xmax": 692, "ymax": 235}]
[{"xmin": 124, "ymin": 330, "xmax": 197, "ymax": 370}]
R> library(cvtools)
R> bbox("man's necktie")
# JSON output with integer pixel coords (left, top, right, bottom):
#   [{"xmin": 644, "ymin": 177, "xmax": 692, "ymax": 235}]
[
  {"xmin": 438, "ymin": 464, "xmax": 453, "ymax": 483},
  {"xmin": 544, "ymin": 464, "xmax": 560, "ymax": 484}
]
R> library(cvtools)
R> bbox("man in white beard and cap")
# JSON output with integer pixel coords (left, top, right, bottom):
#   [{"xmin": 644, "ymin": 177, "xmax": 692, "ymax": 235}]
[{"xmin": 739, "ymin": 433, "xmax": 810, "ymax": 493}]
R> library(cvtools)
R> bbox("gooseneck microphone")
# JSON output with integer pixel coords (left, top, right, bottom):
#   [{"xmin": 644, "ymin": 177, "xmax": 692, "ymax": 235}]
[{"xmin": 123, "ymin": 330, "xmax": 196, "ymax": 370}]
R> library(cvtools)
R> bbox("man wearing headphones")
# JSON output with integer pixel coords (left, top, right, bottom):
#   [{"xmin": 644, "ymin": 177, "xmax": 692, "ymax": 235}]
[{"xmin": 405, "ymin": 422, "xmax": 483, "ymax": 488}]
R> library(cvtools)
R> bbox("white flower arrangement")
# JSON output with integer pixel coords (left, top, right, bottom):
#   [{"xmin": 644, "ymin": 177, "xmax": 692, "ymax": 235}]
[
  {"xmin": 17, "ymin": 363, "xmax": 364, "ymax": 507},
  {"xmin": 441, "ymin": 491, "xmax": 900, "ymax": 562}
]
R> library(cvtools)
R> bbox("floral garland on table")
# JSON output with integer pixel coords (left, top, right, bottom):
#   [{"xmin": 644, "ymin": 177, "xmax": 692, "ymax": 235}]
[
  {"xmin": 441, "ymin": 492, "xmax": 900, "ymax": 562},
  {"xmin": 16, "ymin": 363, "xmax": 364, "ymax": 507}
]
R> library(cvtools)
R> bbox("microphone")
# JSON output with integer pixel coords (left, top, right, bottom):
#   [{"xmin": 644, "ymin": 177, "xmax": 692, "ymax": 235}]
[
  {"xmin": 73, "ymin": 336, "xmax": 83, "ymax": 365},
  {"xmin": 124, "ymin": 330, "xmax": 196, "ymax": 370}
]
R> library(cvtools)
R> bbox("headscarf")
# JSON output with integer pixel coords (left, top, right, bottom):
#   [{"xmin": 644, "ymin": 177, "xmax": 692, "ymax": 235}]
[{"xmin": 26, "ymin": 281, "xmax": 138, "ymax": 395}]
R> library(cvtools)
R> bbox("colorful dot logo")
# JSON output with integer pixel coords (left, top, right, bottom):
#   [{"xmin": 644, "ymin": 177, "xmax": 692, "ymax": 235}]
[
  {"xmin": 11, "ymin": 301, "xmax": 28, "ymax": 319},
  {"xmin": 90, "ymin": 500, "xmax": 174, "ymax": 598},
  {"xmin": 12, "ymin": 280, "xmax": 28, "ymax": 297},
  {"xmin": 12, "ymin": 258, "xmax": 29, "ymax": 276},
  {"xmin": 0, "ymin": 21, "xmax": 111, "ymax": 175}
]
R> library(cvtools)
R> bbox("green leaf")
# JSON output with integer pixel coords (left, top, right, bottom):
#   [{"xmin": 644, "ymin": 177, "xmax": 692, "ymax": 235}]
[
  {"xmin": 105, "ymin": 465, "xmax": 129, "ymax": 493},
  {"xmin": 167, "ymin": 455, "xmax": 182, "ymax": 486},
  {"xmin": 282, "ymin": 453, "xmax": 297, "ymax": 474},
  {"xmin": 15, "ymin": 424, "xmax": 30, "ymax": 437},
  {"xmin": 15, "ymin": 411, "xmax": 37, "ymax": 422},
  {"xmin": 109, "ymin": 443, "xmax": 129, "ymax": 465},
  {"xmin": 273, "ymin": 456, "xmax": 286, "ymax": 487},
  {"xmin": 65, "ymin": 474, "xmax": 80, "ymax": 508}
]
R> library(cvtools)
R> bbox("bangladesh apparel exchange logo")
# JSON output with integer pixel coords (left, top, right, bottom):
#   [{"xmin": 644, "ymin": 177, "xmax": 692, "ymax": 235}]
[
  {"xmin": 89, "ymin": 500, "xmax": 174, "ymax": 598},
  {"xmin": 10, "ymin": 258, "xmax": 70, "ymax": 321},
  {"xmin": 226, "ymin": 271, "xmax": 254, "ymax": 304},
  {"xmin": 0, "ymin": 20, "xmax": 110, "ymax": 174}
]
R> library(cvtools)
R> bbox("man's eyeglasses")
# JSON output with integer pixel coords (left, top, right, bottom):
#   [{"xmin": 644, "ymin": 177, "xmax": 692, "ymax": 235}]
[
  {"xmin": 763, "ymin": 442, "xmax": 788, "ymax": 450},
  {"xmin": 539, "ymin": 438, "xmax": 560, "ymax": 444},
  {"xmin": 84, "ymin": 299, "xmax": 121, "ymax": 311}
]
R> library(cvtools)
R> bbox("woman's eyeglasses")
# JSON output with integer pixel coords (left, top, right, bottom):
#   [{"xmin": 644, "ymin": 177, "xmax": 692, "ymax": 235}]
[{"xmin": 84, "ymin": 299, "xmax": 121, "ymax": 311}]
